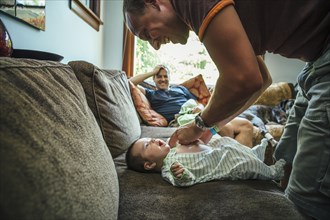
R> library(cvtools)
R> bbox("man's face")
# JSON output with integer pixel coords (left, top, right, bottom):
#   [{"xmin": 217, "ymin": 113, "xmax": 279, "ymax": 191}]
[
  {"xmin": 125, "ymin": 1, "xmax": 190, "ymax": 50},
  {"xmin": 154, "ymin": 68, "xmax": 169, "ymax": 90},
  {"xmin": 132, "ymin": 138, "xmax": 171, "ymax": 164}
]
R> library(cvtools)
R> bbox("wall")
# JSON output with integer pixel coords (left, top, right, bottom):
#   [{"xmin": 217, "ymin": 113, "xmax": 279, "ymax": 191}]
[
  {"xmin": 265, "ymin": 53, "xmax": 305, "ymax": 84},
  {"xmin": 0, "ymin": 0, "xmax": 121, "ymax": 68},
  {"xmin": 102, "ymin": 0, "xmax": 124, "ymax": 70}
]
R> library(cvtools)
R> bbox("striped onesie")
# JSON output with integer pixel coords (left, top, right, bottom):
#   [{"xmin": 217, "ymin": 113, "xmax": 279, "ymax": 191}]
[{"xmin": 161, "ymin": 137, "xmax": 285, "ymax": 187}]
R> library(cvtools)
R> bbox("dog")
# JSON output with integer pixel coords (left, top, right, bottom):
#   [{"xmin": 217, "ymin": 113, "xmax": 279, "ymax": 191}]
[{"xmin": 238, "ymin": 100, "xmax": 294, "ymax": 147}]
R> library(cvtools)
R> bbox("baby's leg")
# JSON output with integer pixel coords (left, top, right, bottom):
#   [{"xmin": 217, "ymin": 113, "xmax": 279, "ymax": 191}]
[{"xmin": 251, "ymin": 138, "xmax": 268, "ymax": 161}]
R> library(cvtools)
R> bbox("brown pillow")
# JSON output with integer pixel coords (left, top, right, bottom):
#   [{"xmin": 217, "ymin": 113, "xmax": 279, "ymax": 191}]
[
  {"xmin": 181, "ymin": 74, "xmax": 211, "ymax": 106},
  {"xmin": 129, "ymin": 81, "xmax": 168, "ymax": 127},
  {"xmin": 68, "ymin": 61, "xmax": 141, "ymax": 158},
  {"xmin": 254, "ymin": 82, "xmax": 294, "ymax": 106}
]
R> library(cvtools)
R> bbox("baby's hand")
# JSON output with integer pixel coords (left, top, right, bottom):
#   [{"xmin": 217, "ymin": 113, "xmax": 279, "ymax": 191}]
[
  {"xmin": 191, "ymin": 103, "xmax": 204, "ymax": 114},
  {"xmin": 170, "ymin": 162, "xmax": 184, "ymax": 178}
]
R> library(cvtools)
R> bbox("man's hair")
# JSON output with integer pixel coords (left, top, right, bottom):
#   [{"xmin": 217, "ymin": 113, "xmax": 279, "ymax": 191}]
[
  {"xmin": 123, "ymin": 0, "xmax": 148, "ymax": 35},
  {"xmin": 123, "ymin": 0, "xmax": 146, "ymax": 17}
]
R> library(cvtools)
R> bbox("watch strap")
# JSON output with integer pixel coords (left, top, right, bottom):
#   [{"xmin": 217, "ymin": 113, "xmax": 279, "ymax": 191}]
[
  {"xmin": 194, "ymin": 113, "xmax": 212, "ymax": 130},
  {"xmin": 210, "ymin": 125, "xmax": 220, "ymax": 135}
]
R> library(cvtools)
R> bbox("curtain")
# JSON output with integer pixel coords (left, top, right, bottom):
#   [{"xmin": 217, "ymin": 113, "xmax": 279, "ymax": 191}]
[{"xmin": 122, "ymin": 25, "xmax": 135, "ymax": 77}]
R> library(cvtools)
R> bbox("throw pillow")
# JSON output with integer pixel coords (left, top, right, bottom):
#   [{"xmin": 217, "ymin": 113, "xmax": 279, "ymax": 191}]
[
  {"xmin": 68, "ymin": 61, "xmax": 141, "ymax": 158},
  {"xmin": 181, "ymin": 74, "xmax": 211, "ymax": 106},
  {"xmin": 0, "ymin": 57, "xmax": 118, "ymax": 219},
  {"xmin": 129, "ymin": 81, "xmax": 168, "ymax": 127}
]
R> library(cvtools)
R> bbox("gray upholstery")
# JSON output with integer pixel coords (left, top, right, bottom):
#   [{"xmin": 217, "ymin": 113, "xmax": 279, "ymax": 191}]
[
  {"xmin": 141, "ymin": 125, "xmax": 177, "ymax": 138},
  {"xmin": 69, "ymin": 61, "xmax": 141, "ymax": 158},
  {"xmin": 0, "ymin": 58, "xmax": 119, "ymax": 220}
]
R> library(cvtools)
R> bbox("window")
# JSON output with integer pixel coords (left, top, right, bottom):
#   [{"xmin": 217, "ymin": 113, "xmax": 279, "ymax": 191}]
[
  {"xmin": 134, "ymin": 31, "xmax": 218, "ymax": 86},
  {"xmin": 70, "ymin": 0, "xmax": 103, "ymax": 31}
]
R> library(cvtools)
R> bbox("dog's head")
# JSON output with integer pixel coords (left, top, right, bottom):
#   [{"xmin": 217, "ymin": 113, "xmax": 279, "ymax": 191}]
[
  {"xmin": 272, "ymin": 106, "xmax": 288, "ymax": 125},
  {"xmin": 282, "ymin": 99, "xmax": 295, "ymax": 115}
]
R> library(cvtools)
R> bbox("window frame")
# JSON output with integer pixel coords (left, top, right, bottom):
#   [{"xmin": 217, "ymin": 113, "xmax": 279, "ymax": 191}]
[
  {"xmin": 122, "ymin": 25, "xmax": 135, "ymax": 77},
  {"xmin": 70, "ymin": 0, "xmax": 103, "ymax": 31}
]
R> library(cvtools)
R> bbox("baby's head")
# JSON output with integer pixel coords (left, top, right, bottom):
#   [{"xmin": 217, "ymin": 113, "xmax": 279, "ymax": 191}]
[{"xmin": 126, "ymin": 138, "xmax": 171, "ymax": 173}]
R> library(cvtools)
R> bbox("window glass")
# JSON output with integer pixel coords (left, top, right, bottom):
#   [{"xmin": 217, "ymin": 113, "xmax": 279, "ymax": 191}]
[{"xmin": 134, "ymin": 31, "xmax": 218, "ymax": 85}]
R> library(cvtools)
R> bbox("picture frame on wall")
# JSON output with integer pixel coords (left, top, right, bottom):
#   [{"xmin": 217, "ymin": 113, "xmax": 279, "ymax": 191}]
[
  {"xmin": 70, "ymin": 0, "xmax": 103, "ymax": 31},
  {"xmin": 0, "ymin": 0, "xmax": 46, "ymax": 31}
]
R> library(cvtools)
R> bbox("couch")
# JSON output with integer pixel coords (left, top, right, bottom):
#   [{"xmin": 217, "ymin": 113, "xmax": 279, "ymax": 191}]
[{"xmin": 0, "ymin": 57, "xmax": 305, "ymax": 219}]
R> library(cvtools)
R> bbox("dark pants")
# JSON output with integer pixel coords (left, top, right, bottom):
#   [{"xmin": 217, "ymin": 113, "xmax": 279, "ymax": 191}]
[{"xmin": 274, "ymin": 44, "xmax": 330, "ymax": 220}]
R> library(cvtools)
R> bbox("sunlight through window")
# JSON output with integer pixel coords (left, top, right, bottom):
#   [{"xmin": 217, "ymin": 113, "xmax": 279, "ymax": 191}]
[{"xmin": 134, "ymin": 31, "xmax": 218, "ymax": 86}]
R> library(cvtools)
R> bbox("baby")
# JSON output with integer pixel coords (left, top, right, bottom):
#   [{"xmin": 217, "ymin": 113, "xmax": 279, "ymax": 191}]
[{"xmin": 126, "ymin": 132, "xmax": 285, "ymax": 187}]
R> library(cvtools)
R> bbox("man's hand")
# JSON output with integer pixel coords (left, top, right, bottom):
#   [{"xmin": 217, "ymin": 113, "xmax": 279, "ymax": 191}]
[
  {"xmin": 168, "ymin": 121, "xmax": 204, "ymax": 147},
  {"xmin": 152, "ymin": 65, "xmax": 165, "ymax": 76},
  {"xmin": 170, "ymin": 162, "xmax": 184, "ymax": 178}
]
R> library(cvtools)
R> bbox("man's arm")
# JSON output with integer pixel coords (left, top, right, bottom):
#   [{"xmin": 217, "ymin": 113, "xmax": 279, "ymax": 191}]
[
  {"xmin": 169, "ymin": 6, "xmax": 271, "ymax": 146},
  {"xmin": 129, "ymin": 65, "xmax": 164, "ymax": 95},
  {"xmin": 201, "ymin": 5, "xmax": 271, "ymax": 128}
]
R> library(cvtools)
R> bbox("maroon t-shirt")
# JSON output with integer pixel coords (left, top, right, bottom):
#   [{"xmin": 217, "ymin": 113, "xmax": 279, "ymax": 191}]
[{"xmin": 171, "ymin": 0, "xmax": 330, "ymax": 61}]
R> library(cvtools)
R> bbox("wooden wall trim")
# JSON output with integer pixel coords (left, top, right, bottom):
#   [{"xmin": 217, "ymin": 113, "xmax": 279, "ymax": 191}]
[{"xmin": 122, "ymin": 25, "xmax": 135, "ymax": 77}]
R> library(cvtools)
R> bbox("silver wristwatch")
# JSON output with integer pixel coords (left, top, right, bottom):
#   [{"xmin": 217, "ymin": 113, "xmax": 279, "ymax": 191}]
[{"xmin": 194, "ymin": 113, "xmax": 212, "ymax": 131}]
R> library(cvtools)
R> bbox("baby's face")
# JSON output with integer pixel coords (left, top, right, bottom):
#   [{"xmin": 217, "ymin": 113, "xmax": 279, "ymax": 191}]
[{"xmin": 133, "ymin": 138, "xmax": 171, "ymax": 162}]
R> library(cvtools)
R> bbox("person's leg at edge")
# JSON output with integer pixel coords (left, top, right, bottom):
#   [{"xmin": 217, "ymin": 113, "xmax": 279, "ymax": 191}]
[
  {"xmin": 275, "ymin": 45, "xmax": 330, "ymax": 219},
  {"xmin": 274, "ymin": 88, "xmax": 306, "ymax": 189}
]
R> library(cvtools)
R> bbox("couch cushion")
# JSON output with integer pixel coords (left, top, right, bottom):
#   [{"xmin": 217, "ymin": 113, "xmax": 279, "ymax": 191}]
[
  {"xmin": 68, "ymin": 61, "xmax": 141, "ymax": 158},
  {"xmin": 140, "ymin": 125, "xmax": 176, "ymax": 139},
  {"xmin": 0, "ymin": 57, "xmax": 119, "ymax": 219}
]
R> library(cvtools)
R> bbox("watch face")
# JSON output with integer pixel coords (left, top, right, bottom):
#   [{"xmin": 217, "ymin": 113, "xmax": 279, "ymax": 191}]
[{"xmin": 195, "ymin": 115, "xmax": 206, "ymax": 130}]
